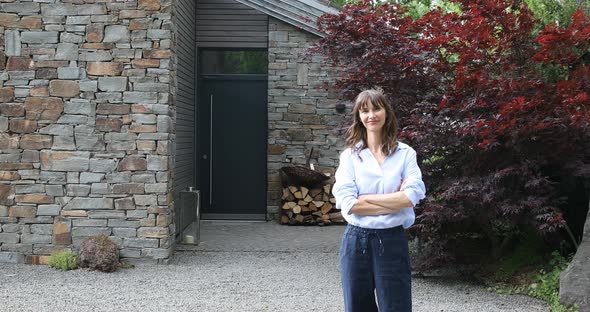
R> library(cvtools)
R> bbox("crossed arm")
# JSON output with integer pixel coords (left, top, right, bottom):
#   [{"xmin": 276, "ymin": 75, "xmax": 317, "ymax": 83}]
[
  {"xmin": 349, "ymin": 191, "xmax": 414, "ymax": 216},
  {"xmin": 334, "ymin": 148, "xmax": 425, "ymax": 217}
]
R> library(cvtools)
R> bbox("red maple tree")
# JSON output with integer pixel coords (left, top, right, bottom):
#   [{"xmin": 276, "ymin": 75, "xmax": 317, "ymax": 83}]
[{"xmin": 316, "ymin": 0, "xmax": 590, "ymax": 267}]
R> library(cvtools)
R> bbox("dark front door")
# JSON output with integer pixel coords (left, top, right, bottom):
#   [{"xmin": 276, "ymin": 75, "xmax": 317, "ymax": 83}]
[{"xmin": 198, "ymin": 49, "xmax": 267, "ymax": 220}]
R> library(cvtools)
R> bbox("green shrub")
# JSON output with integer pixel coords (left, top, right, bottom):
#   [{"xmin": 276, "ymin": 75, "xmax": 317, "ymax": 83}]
[
  {"xmin": 491, "ymin": 228, "xmax": 545, "ymax": 282},
  {"xmin": 493, "ymin": 252, "xmax": 577, "ymax": 312},
  {"xmin": 48, "ymin": 250, "xmax": 79, "ymax": 271},
  {"xmin": 527, "ymin": 252, "xmax": 577, "ymax": 312}
]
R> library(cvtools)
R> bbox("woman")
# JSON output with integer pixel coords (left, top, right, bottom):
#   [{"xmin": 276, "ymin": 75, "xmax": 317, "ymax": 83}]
[{"xmin": 333, "ymin": 89, "xmax": 426, "ymax": 312}]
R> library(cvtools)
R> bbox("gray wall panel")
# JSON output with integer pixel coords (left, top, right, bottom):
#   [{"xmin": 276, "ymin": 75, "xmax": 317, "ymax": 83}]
[
  {"xmin": 233, "ymin": 0, "xmax": 339, "ymax": 37},
  {"xmin": 174, "ymin": 0, "xmax": 197, "ymax": 198},
  {"xmin": 197, "ymin": 0, "xmax": 268, "ymax": 48}
]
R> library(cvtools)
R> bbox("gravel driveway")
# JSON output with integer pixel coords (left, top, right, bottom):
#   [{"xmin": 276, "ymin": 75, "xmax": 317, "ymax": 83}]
[{"xmin": 0, "ymin": 221, "xmax": 549, "ymax": 312}]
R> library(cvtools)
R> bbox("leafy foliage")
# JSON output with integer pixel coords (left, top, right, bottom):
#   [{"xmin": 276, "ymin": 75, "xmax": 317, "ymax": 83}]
[
  {"xmin": 79, "ymin": 234, "xmax": 120, "ymax": 273},
  {"xmin": 493, "ymin": 252, "xmax": 577, "ymax": 312},
  {"xmin": 526, "ymin": 0, "xmax": 590, "ymax": 27},
  {"xmin": 315, "ymin": 0, "xmax": 590, "ymax": 268},
  {"xmin": 313, "ymin": 2, "xmax": 437, "ymax": 119},
  {"xmin": 48, "ymin": 250, "xmax": 79, "ymax": 271},
  {"xmin": 490, "ymin": 228, "xmax": 546, "ymax": 282}
]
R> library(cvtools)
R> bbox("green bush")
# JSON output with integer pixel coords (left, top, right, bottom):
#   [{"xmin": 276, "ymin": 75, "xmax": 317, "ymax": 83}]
[
  {"xmin": 489, "ymin": 228, "xmax": 546, "ymax": 282},
  {"xmin": 493, "ymin": 252, "xmax": 577, "ymax": 312},
  {"xmin": 527, "ymin": 252, "xmax": 577, "ymax": 312},
  {"xmin": 525, "ymin": 0, "xmax": 590, "ymax": 27},
  {"xmin": 48, "ymin": 250, "xmax": 79, "ymax": 271}
]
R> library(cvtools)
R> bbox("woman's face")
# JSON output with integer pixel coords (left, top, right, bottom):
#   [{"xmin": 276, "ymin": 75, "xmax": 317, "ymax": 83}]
[{"xmin": 359, "ymin": 100, "xmax": 386, "ymax": 133}]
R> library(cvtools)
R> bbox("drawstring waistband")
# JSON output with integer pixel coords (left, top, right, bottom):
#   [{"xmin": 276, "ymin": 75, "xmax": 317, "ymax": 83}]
[
  {"xmin": 360, "ymin": 234, "xmax": 383, "ymax": 255},
  {"xmin": 376, "ymin": 232, "xmax": 384, "ymax": 256},
  {"xmin": 345, "ymin": 224, "xmax": 403, "ymax": 257},
  {"xmin": 345, "ymin": 223, "xmax": 404, "ymax": 235}
]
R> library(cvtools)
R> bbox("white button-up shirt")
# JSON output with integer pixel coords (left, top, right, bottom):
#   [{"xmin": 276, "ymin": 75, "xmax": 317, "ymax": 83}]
[{"xmin": 333, "ymin": 141, "xmax": 426, "ymax": 229}]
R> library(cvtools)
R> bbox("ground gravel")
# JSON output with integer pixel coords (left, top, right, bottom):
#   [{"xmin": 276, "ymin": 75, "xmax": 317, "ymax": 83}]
[{"xmin": 0, "ymin": 222, "xmax": 549, "ymax": 311}]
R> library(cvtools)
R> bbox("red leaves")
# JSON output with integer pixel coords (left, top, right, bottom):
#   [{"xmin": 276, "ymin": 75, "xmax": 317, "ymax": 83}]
[
  {"xmin": 313, "ymin": 0, "xmax": 435, "ymax": 117},
  {"xmin": 437, "ymin": 96, "xmax": 449, "ymax": 110},
  {"xmin": 315, "ymin": 0, "xmax": 590, "ymax": 266},
  {"xmin": 534, "ymin": 9, "xmax": 590, "ymax": 65},
  {"xmin": 422, "ymin": 4, "xmax": 590, "ymax": 148},
  {"xmin": 315, "ymin": 0, "xmax": 590, "ymax": 159}
]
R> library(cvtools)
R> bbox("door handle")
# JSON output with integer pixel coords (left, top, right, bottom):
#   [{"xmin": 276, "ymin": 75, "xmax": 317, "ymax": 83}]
[{"xmin": 209, "ymin": 93, "xmax": 213, "ymax": 206}]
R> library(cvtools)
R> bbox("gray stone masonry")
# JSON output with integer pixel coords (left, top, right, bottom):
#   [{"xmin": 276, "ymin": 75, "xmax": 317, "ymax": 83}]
[
  {"xmin": 0, "ymin": 0, "xmax": 174, "ymax": 264},
  {"xmin": 560, "ymin": 203, "xmax": 590, "ymax": 311},
  {"xmin": 1, "ymin": 1, "xmax": 347, "ymax": 264},
  {"xmin": 266, "ymin": 17, "xmax": 346, "ymax": 220}
]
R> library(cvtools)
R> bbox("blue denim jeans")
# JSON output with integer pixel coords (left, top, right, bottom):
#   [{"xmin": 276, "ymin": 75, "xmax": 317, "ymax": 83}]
[{"xmin": 339, "ymin": 224, "xmax": 412, "ymax": 312}]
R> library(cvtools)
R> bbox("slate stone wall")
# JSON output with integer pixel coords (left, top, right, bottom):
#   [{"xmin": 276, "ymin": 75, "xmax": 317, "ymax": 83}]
[
  {"xmin": 0, "ymin": 3, "xmax": 348, "ymax": 263},
  {"xmin": 266, "ymin": 17, "xmax": 347, "ymax": 220},
  {"xmin": 0, "ymin": 0, "xmax": 175, "ymax": 264}
]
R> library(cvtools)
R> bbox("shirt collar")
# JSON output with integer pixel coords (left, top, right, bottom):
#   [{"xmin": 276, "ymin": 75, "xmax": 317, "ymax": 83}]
[{"xmin": 353, "ymin": 140, "xmax": 408, "ymax": 152}]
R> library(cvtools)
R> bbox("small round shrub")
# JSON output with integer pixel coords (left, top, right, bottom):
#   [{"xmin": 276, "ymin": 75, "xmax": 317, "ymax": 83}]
[
  {"xmin": 48, "ymin": 250, "xmax": 79, "ymax": 271},
  {"xmin": 79, "ymin": 234, "xmax": 120, "ymax": 273}
]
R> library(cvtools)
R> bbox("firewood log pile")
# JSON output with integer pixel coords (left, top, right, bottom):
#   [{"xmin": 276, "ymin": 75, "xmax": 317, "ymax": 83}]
[{"xmin": 280, "ymin": 184, "xmax": 345, "ymax": 225}]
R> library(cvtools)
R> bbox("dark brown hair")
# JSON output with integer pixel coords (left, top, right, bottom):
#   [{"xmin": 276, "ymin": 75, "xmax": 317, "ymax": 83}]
[{"xmin": 345, "ymin": 89, "xmax": 399, "ymax": 156}]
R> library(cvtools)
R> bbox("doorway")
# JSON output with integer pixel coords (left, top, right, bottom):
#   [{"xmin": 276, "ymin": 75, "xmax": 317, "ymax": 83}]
[{"xmin": 198, "ymin": 49, "xmax": 268, "ymax": 220}]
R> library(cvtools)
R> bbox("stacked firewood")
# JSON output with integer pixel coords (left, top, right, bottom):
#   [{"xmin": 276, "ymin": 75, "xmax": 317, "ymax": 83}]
[{"xmin": 280, "ymin": 184, "xmax": 345, "ymax": 225}]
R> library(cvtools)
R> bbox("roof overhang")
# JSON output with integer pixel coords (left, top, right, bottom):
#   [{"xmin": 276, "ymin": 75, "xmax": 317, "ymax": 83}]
[{"xmin": 233, "ymin": 0, "xmax": 340, "ymax": 37}]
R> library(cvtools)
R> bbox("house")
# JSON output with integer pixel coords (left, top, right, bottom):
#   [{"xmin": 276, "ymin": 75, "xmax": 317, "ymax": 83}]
[{"xmin": 0, "ymin": 0, "xmax": 345, "ymax": 264}]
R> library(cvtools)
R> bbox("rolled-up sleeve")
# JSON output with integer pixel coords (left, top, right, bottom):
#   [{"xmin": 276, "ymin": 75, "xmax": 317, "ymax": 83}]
[
  {"xmin": 333, "ymin": 150, "xmax": 358, "ymax": 215},
  {"xmin": 401, "ymin": 149, "xmax": 426, "ymax": 207}
]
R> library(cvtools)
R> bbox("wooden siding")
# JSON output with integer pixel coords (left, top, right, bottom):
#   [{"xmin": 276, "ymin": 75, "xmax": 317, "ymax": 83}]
[
  {"xmin": 174, "ymin": 0, "xmax": 197, "ymax": 196},
  {"xmin": 196, "ymin": 0, "xmax": 268, "ymax": 48}
]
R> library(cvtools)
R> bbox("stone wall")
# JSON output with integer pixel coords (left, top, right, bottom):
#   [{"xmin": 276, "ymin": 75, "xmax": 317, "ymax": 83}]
[
  {"xmin": 0, "ymin": 0, "xmax": 175, "ymax": 264},
  {"xmin": 267, "ymin": 17, "xmax": 347, "ymax": 220},
  {"xmin": 560, "ymin": 203, "xmax": 590, "ymax": 311}
]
